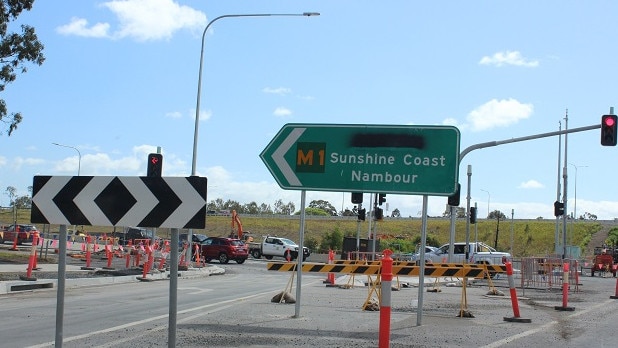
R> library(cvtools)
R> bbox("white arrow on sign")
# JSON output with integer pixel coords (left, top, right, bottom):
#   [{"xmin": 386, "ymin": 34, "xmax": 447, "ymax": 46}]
[
  {"xmin": 272, "ymin": 127, "xmax": 305, "ymax": 186},
  {"xmin": 161, "ymin": 177, "xmax": 207, "ymax": 228},
  {"xmin": 73, "ymin": 176, "xmax": 115, "ymax": 226},
  {"xmin": 32, "ymin": 176, "xmax": 73, "ymax": 225},
  {"xmin": 115, "ymin": 177, "xmax": 158, "ymax": 227}
]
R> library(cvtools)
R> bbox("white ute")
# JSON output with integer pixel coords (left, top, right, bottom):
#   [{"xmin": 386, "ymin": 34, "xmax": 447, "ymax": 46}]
[{"xmin": 426, "ymin": 241, "xmax": 510, "ymax": 265}]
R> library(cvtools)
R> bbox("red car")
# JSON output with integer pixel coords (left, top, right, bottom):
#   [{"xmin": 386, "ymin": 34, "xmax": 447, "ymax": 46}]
[
  {"xmin": 1, "ymin": 224, "xmax": 39, "ymax": 245},
  {"xmin": 200, "ymin": 237, "xmax": 248, "ymax": 264}
]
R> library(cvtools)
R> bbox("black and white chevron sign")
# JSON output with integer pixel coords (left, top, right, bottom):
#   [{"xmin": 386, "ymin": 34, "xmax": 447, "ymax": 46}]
[{"xmin": 30, "ymin": 176, "xmax": 207, "ymax": 229}]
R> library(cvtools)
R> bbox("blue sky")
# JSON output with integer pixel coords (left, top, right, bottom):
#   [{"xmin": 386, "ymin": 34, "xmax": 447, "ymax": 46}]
[{"xmin": 1, "ymin": 0, "xmax": 618, "ymax": 220}]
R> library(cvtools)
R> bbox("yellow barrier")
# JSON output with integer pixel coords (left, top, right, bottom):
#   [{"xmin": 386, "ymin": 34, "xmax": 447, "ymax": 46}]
[{"xmin": 266, "ymin": 262, "xmax": 504, "ymax": 278}]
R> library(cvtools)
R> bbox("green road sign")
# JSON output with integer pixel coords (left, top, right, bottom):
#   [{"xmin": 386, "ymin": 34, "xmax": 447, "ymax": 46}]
[{"xmin": 260, "ymin": 123, "xmax": 460, "ymax": 195}]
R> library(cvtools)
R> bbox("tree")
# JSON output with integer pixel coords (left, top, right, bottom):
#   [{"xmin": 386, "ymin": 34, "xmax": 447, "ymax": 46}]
[
  {"xmin": 298, "ymin": 207, "xmax": 330, "ymax": 216},
  {"xmin": 273, "ymin": 199, "xmax": 295, "ymax": 215},
  {"xmin": 243, "ymin": 201, "xmax": 259, "ymax": 214},
  {"xmin": 13, "ymin": 195, "xmax": 30, "ymax": 208},
  {"xmin": 488, "ymin": 210, "xmax": 507, "ymax": 220},
  {"xmin": 0, "ymin": 0, "xmax": 45, "ymax": 135},
  {"xmin": 308, "ymin": 199, "xmax": 337, "ymax": 216},
  {"xmin": 319, "ymin": 228, "xmax": 343, "ymax": 252},
  {"xmin": 5, "ymin": 186, "xmax": 16, "ymax": 201},
  {"xmin": 391, "ymin": 208, "xmax": 401, "ymax": 218}
]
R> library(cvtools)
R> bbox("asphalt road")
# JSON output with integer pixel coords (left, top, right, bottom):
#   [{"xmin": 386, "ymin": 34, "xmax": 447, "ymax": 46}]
[{"xmin": 2, "ymin": 247, "xmax": 618, "ymax": 347}]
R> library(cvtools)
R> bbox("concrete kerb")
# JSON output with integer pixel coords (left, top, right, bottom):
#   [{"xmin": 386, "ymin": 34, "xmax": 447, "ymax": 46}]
[{"xmin": 0, "ymin": 263, "xmax": 225, "ymax": 295}]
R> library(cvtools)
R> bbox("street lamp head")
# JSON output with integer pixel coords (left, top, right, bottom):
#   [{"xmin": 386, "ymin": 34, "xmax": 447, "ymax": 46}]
[{"xmin": 303, "ymin": 12, "xmax": 320, "ymax": 16}]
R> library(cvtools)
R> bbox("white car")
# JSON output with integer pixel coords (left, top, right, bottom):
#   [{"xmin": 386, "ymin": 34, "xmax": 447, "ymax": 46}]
[
  {"xmin": 426, "ymin": 242, "xmax": 511, "ymax": 265},
  {"xmin": 410, "ymin": 245, "xmax": 440, "ymax": 262}
]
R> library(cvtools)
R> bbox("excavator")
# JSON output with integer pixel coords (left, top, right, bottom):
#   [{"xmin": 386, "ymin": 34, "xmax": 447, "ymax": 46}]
[{"xmin": 230, "ymin": 210, "xmax": 254, "ymax": 243}]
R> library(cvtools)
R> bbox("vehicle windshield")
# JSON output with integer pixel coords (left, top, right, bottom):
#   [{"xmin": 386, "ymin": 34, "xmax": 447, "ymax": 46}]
[
  {"xmin": 194, "ymin": 234, "xmax": 208, "ymax": 243},
  {"xmin": 279, "ymin": 238, "xmax": 297, "ymax": 246}
]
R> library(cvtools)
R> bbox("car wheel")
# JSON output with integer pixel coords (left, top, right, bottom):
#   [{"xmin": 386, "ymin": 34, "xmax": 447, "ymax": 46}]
[
  {"xmin": 236, "ymin": 258, "xmax": 246, "ymax": 264},
  {"xmin": 265, "ymin": 255, "xmax": 273, "ymax": 260},
  {"xmin": 219, "ymin": 253, "xmax": 229, "ymax": 264},
  {"xmin": 205, "ymin": 257, "xmax": 212, "ymax": 263},
  {"xmin": 252, "ymin": 250, "xmax": 261, "ymax": 259}
]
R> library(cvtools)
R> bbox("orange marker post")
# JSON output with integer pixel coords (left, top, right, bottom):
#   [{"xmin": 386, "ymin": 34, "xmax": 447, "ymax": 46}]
[{"xmin": 379, "ymin": 249, "xmax": 393, "ymax": 348}]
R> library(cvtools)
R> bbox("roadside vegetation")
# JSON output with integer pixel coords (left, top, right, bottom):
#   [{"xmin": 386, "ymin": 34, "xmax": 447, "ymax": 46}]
[{"xmin": 1, "ymin": 208, "xmax": 606, "ymax": 259}]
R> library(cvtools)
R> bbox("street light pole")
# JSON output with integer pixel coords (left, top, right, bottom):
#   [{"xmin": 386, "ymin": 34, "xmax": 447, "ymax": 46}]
[
  {"xmin": 187, "ymin": 11, "xmax": 319, "ymax": 268},
  {"xmin": 191, "ymin": 12, "xmax": 319, "ymax": 176},
  {"xmin": 480, "ymin": 189, "xmax": 490, "ymax": 219},
  {"xmin": 568, "ymin": 163, "xmax": 587, "ymax": 220},
  {"xmin": 52, "ymin": 142, "xmax": 81, "ymax": 176}
]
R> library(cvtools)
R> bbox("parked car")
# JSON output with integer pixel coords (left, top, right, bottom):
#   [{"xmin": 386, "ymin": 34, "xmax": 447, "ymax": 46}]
[
  {"xmin": 1, "ymin": 224, "xmax": 39, "ymax": 245},
  {"xmin": 114, "ymin": 227, "xmax": 158, "ymax": 246},
  {"xmin": 178, "ymin": 233, "xmax": 208, "ymax": 251},
  {"xmin": 426, "ymin": 242, "xmax": 511, "ymax": 265},
  {"xmin": 409, "ymin": 245, "xmax": 440, "ymax": 262},
  {"xmin": 200, "ymin": 237, "xmax": 248, "ymax": 264}
]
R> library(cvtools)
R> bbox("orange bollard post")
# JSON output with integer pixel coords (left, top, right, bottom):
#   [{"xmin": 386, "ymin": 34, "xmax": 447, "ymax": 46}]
[
  {"xmin": 9, "ymin": 225, "xmax": 19, "ymax": 251},
  {"xmin": 379, "ymin": 249, "xmax": 393, "ymax": 348},
  {"xmin": 125, "ymin": 251, "xmax": 131, "ymax": 268},
  {"xmin": 32, "ymin": 232, "xmax": 40, "ymax": 270},
  {"xmin": 137, "ymin": 246, "xmax": 155, "ymax": 281},
  {"xmin": 555, "ymin": 262, "xmax": 574, "ymax": 311},
  {"xmin": 81, "ymin": 235, "xmax": 96, "ymax": 270},
  {"xmin": 20, "ymin": 232, "xmax": 39, "ymax": 281},
  {"xmin": 503, "ymin": 262, "xmax": 531, "ymax": 322},
  {"xmin": 158, "ymin": 255, "xmax": 167, "ymax": 270},
  {"xmin": 141, "ymin": 246, "xmax": 152, "ymax": 278},
  {"xmin": 104, "ymin": 244, "xmax": 114, "ymax": 270},
  {"xmin": 325, "ymin": 249, "xmax": 335, "ymax": 285}
]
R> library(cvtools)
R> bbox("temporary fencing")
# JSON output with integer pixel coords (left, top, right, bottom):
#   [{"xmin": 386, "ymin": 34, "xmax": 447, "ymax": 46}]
[{"xmin": 519, "ymin": 257, "xmax": 579, "ymax": 293}]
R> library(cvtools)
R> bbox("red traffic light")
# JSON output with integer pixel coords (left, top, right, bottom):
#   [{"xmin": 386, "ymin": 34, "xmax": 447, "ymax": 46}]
[
  {"xmin": 147, "ymin": 153, "xmax": 163, "ymax": 177},
  {"xmin": 601, "ymin": 115, "xmax": 618, "ymax": 146},
  {"xmin": 604, "ymin": 115, "xmax": 616, "ymax": 127}
]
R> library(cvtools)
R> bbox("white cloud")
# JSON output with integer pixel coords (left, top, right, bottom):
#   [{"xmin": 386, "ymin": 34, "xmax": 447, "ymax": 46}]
[
  {"xmin": 273, "ymin": 107, "xmax": 292, "ymax": 118},
  {"xmin": 479, "ymin": 50, "xmax": 539, "ymax": 67},
  {"xmin": 467, "ymin": 98, "xmax": 533, "ymax": 131},
  {"xmin": 165, "ymin": 111, "xmax": 182, "ymax": 119},
  {"xmin": 190, "ymin": 109, "xmax": 212, "ymax": 121},
  {"xmin": 56, "ymin": 17, "xmax": 111, "ymax": 38},
  {"xmin": 262, "ymin": 87, "xmax": 291, "ymax": 95},
  {"xmin": 11, "ymin": 157, "xmax": 45, "ymax": 170},
  {"xmin": 518, "ymin": 180, "xmax": 544, "ymax": 189},
  {"xmin": 57, "ymin": 0, "xmax": 207, "ymax": 41},
  {"xmin": 0, "ymin": 156, "xmax": 5, "ymax": 167}
]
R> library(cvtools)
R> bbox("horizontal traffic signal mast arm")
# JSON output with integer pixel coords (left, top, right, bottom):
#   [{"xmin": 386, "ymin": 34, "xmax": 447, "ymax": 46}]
[{"xmin": 459, "ymin": 124, "xmax": 600, "ymax": 162}]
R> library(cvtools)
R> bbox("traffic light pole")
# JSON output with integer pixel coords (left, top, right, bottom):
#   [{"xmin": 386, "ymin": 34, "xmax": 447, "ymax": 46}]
[
  {"xmin": 459, "ymin": 123, "xmax": 600, "ymax": 162},
  {"xmin": 457, "ymin": 115, "xmax": 609, "ymax": 261}
]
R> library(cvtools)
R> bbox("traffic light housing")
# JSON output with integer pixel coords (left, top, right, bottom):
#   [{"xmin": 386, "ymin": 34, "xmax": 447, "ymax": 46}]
[
  {"xmin": 448, "ymin": 184, "xmax": 461, "ymax": 206},
  {"xmin": 378, "ymin": 193, "xmax": 386, "ymax": 206},
  {"xmin": 351, "ymin": 192, "xmax": 363, "ymax": 204},
  {"xmin": 147, "ymin": 153, "xmax": 163, "ymax": 177},
  {"xmin": 554, "ymin": 201, "xmax": 565, "ymax": 216},
  {"xmin": 469, "ymin": 207, "xmax": 477, "ymax": 224},
  {"xmin": 374, "ymin": 207, "xmax": 383, "ymax": 220},
  {"xmin": 601, "ymin": 114, "xmax": 617, "ymax": 146},
  {"xmin": 358, "ymin": 208, "xmax": 366, "ymax": 221}
]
